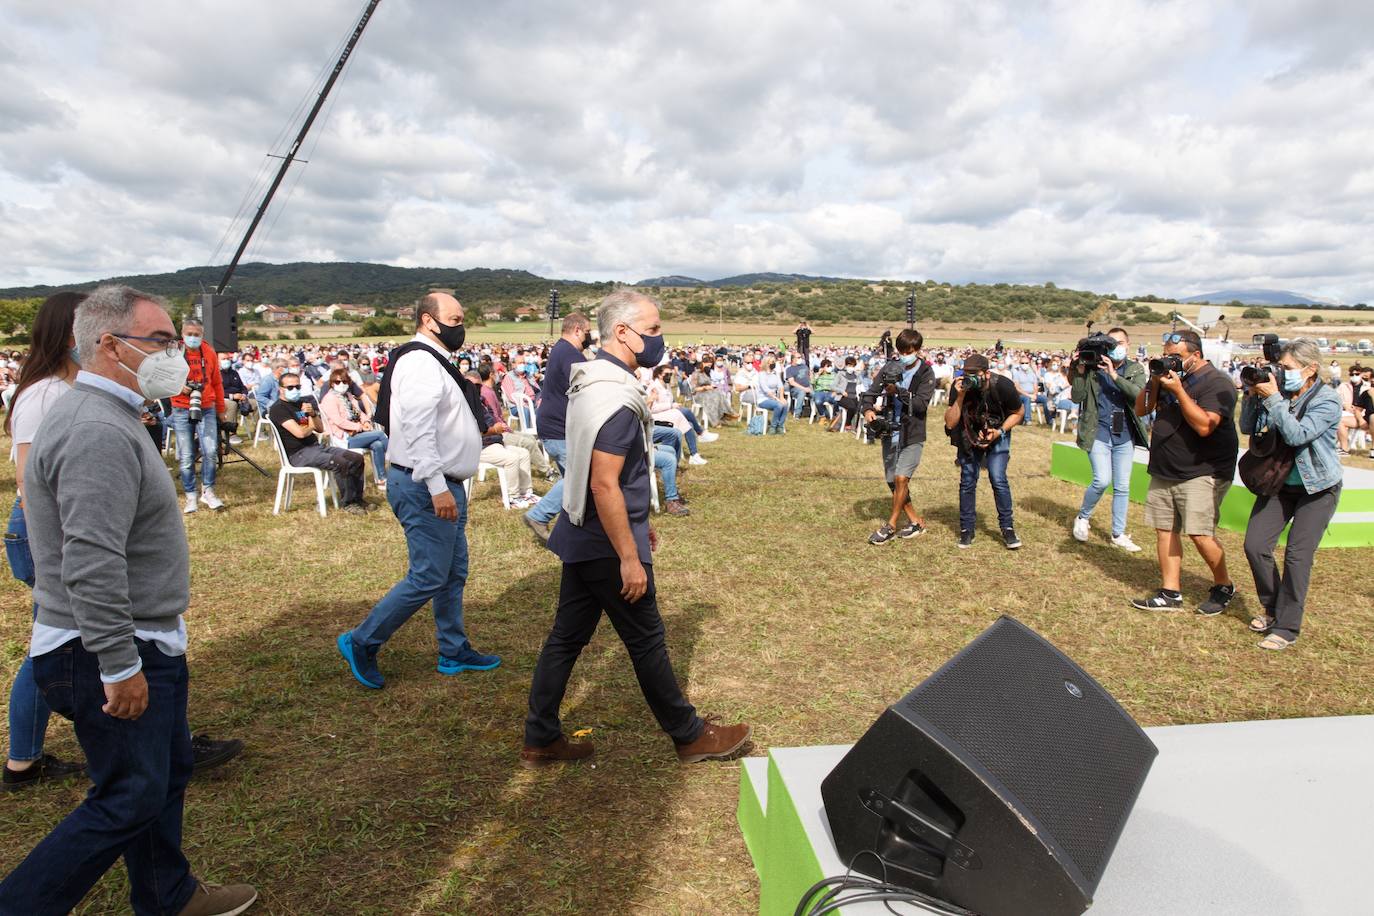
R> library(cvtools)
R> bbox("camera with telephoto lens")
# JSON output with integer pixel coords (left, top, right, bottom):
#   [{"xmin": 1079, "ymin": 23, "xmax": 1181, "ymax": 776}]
[
  {"xmin": 1149, "ymin": 355, "xmax": 1184, "ymax": 376},
  {"xmin": 1075, "ymin": 332, "xmax": 1117, "ymax": 371},
  {"xmin": 186, "ymin": 382, "xmax": 204, "ymax": 423},
  {"xmin": 1239, "ymin": 364, "xmax": 1272, "ymax": 386}
]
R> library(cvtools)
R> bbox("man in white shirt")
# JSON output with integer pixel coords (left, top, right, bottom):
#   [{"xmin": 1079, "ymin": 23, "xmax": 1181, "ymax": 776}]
[{"xmin": 337, "ymin": 293, "xmax": 500, "ymax": 689}]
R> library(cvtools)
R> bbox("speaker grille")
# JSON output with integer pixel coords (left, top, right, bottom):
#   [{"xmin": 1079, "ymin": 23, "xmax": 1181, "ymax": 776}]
[{"xmin": 896, "ymin": 618, "xmax": 1155, "ymax": 888}]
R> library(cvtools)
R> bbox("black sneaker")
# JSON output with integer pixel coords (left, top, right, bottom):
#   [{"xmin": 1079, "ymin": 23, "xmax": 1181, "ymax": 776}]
[
  {"xmin": 2, "ymin": 754, "xmax": 86, "ymax": 792},
  {"xmin": 1197, "ymin": 584, "xmax": 1237, "ymax": 617},
  {"xmin": 896, "ymin": 522, "xmax": 926, "ymax": 539},
  {"xmin": 868, "ymin": 524, "xmax": 896, "ymax": 545},
  {"xmin": 191, "ymin": 734, "xmax": 245, "ymax": 773},
  {"xmin": 957, "ymin": 530, "xmax": 974, "ymax": 549},
  {"xmin": 1001, "ymin": 528, "xmax": 1022, "ymax": 550},
  {"xmin": 1131, "ymin": 590, "xmax": 1185, "ymax": 611}
]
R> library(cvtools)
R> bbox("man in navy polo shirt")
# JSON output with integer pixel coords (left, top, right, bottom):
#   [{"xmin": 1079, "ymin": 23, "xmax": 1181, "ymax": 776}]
[{"xmin": 520, "ymin": 291, "xmax": 750, "ymax": 768}]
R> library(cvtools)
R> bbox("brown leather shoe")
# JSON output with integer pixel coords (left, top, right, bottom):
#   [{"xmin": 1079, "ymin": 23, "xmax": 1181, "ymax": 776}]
[
  {"xmin": 519, "ymin": 735, "xmax": 595, "ymax": 769},
  {"xmin": 664, "ymin": 498, "xmax": 691, "ymax": 517},
  {"xmin": 177, "ymin": 881, "xmax": 258, "ymax": 916},
  {"xmin": 676, "ymin": 715, "xmax": 752, "ymax": 763}
]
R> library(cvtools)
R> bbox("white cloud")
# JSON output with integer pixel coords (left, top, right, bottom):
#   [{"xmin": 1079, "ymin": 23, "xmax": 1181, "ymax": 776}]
[{"xmin": 0, "ymin": 0, "xmax": 1371, "ymax": 304}]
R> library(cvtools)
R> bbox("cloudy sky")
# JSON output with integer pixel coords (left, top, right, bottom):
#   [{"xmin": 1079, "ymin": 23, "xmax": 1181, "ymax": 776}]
[{"xmin": 2, "ymin": 0, "xmax": 1371, "ymax": 302}]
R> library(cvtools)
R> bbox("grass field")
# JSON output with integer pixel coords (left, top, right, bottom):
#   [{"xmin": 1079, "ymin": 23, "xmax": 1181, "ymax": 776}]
[{"xmin": 1, "ymin": 415, "xmax": 1372, "ymax": 914}]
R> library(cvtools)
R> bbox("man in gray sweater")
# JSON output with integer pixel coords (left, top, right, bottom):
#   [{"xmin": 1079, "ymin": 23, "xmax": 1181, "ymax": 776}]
[{"xmin": 0, "ymin": 286, "xmax": 256, "ymax": 916}]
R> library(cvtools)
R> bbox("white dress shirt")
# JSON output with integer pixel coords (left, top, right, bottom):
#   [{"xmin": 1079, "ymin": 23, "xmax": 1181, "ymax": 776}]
[
  {"xmin": 386, "ymin": 334, "xmax": 482, "ymax": 495},
  {"xmin": 29, "ymin": 371, "xmax": 187, "ymax": 684}
]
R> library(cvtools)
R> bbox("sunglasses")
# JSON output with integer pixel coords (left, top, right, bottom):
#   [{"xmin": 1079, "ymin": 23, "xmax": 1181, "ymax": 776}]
[
  {"xmin": 283, "ymin": 385, "xmax": 301, "ymax": 391},
  {"xmin": 1161, "ymin": 333, "xmax": 1187, "ymax": 344}
]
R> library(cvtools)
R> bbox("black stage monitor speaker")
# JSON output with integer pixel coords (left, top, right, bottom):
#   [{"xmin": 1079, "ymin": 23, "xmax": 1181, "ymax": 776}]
[
  {"xmin": 198, "ymin": 293, "xmax": 238, "ymax": 355},
  {"xmin": 820, "ymin": 616, "xmax": 1157, "ymax": 916}
]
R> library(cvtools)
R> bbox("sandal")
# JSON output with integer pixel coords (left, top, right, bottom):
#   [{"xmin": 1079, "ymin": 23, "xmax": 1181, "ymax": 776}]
[
  {"xmin": 1257, "ymin": 633, "xmax": 1294, "ymax": 651},
  {"xmin": 1248, "ymin": 615, "xmax": 1275, "ymax": 633}
]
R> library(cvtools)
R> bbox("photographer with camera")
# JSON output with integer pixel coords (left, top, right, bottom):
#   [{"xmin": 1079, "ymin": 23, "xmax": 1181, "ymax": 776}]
[
  {"xmin": 169, "ymin": 319, "xmax": 226, "ymax": 514},
  {"xmin": 1069, "ymin": 328, "xmax": 1148, "ymax": 551},
  {"xmin": 1238, "ymin": 339, "xmax": 1343, "ymax": 650},
  {"xmin": 1130, "ymin": 330, "xmax": 1239, "ymax": 613},
  {"xmin": 943, "ymin": 353, "xmax": 1025, "ymax": 550},
  {"xmin": 862, "ymin": 329, "xmax": 936, "ymax": 545}
]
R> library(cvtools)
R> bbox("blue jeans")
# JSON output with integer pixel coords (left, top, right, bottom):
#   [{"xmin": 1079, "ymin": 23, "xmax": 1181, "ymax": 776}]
[
  {"xmin": 1019, "ymin": 394, "xmax": 1033, "ymax": 424},
  {"xmin": 653, "ymin": 445, "xmax": 680, "ymax": 501},
  {"xmin": 0, "ymin": 640, "xmax": 195, "ymax": 916},
  {"xmin": 1079, "ymin": 436, "xmax": 1134, "ymax": 537},
  {"xmin": 346, "ymin": 429, "xmax": 389, "ymax": 479},
  {"xmin": 790, "ymin": 389, "xmax": 810, "ymax": 417},
  {"xmin": 652, "ymin": 425, "xmax": 683, "ymax": 459},
  {"xmin": 5, "ymin": 498, "xmax": 48, "ymax": 764},
  {"xmin": 353, "ymin": 467, "xmax": 472, "ymax": 658},
  {"xmin": 169, "ymin": 407, "xmax": 217, "ymax": 494},
  {"xmin": 759, "ymin": 398, "xmax": 787, "ymax": 431},
  {"xmin": 527, "ymin": 438, "xmax": 567, "ymax": 525},
  {"xmin": 958, "ymin": 448, "xmax": 1014, "ymax": 532},
  {"xmin": 813, "ymin": 391, "xmax": 837, "ymax": 418}
]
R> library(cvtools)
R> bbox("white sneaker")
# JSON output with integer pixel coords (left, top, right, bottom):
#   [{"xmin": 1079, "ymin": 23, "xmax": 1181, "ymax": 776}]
[
  {"xmin": 698, "ymin": 431, "xmax": 719, "ymax": 443},
  {"xmin": 688, "ymin": 454, "xmax": 708, "ymax": 466},
  {"xmin": 228, "ymin": 435, "xmax": 243, "ymax": 446},
  {"xmin": 1072, "ymin": 516, "xmax": 1089, "ymax": 542},
  {"xmin": 1111, "ymin": 534, "xmax": 1142, "ymax": 552},
  {"xmin": 200, "ymin": 488, "xmax": 225, "ymax": 511},
  {"xmin": 183, "ymin": 494, "xmax": 198, "ymax": 515}
]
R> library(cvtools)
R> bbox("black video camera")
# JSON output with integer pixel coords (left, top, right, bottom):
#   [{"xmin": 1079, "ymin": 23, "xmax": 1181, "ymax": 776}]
[
  {"xmin": 875, "ymin": 358, "xmax": 906, "ymax": 389},
  {"xmin": 186, "ymin": 381, "xmax": 205, "ymax": 423},
  {"xmin": 864, "ymin": 415, "xmax": 893, "ymax": 439},
  {"xmin": 1239, "ymin": 364, "xmax": 1272, "ymax": 386},
  {"xmin": 1075, "ymin": 332, "xmax": 1117, "ymax": 372},
  {"xmin": 1149, "ymin": 355, "xmax": 1184, "ymax": 377}
]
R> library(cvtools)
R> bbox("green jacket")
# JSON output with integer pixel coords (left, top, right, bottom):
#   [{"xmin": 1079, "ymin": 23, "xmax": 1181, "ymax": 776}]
[{"xmin": 1069, "ymin": 360, "xmax": 1148, "ymax": 450}]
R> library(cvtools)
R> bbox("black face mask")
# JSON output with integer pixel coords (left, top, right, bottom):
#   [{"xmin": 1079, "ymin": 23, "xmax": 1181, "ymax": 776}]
[
  {"xmin": 580, "ymin": 332, "xmax": 592, "ymax": 350},
  {"xmin": 429, "ymin": 318, "xmax": 465, "ymax": 352}
]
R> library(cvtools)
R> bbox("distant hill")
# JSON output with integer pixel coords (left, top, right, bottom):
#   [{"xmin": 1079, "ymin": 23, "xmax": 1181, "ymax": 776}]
[
  {"xmin": 638, "ymin": 272, "xmax": 852, "ymax": 288},
  {"xmin": 0, "ymin": 262, "xmax": 605, "ymax": 308},
  {"xmin": 1182, "ymin": 289, "xmax": 1330, "ymax": 306}
]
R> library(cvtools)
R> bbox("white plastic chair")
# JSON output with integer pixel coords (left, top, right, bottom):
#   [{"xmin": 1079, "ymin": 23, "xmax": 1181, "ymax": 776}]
[
  {"xmin": 268, "ymin": 424, "xmax": 337, "ymax": 517},
  {"xmin": 475, "ymin": 461, "xmax": 512, "ymax": 509},
  {"xmin": 253, "ymin": 407, "xmax": 274, "ymax": 447},
  {"xmin": 1055, "ymin": 406, "xmax": 1079, "ymax": 434},
  {"xmin": 510, "ymin": 391, "xmax": 538, "ymax": 435}
]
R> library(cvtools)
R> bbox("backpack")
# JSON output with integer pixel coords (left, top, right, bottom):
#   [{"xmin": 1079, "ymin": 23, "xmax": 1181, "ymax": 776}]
[
  {"xmin": 373, "ymin": 342, "xmax": 485, "ymax": 435},
  {"xmin": 746, "ymin": 413, "xmax": 765, "ymax": 436}
]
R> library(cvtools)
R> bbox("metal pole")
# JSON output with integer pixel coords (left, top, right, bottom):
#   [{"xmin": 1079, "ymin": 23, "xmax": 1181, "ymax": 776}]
[{"xmin": 216, "ymin": 0, "xmax": 383, "ymax": 294}]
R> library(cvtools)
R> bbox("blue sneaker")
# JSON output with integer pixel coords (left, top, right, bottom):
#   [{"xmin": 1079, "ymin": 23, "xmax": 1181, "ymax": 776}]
[
  {"xmin": 437, "ymin": 649, "xmax": 502, "ymax": 675},
  {"xmin": 336, "ymin": 632, "xmax": 384, "ymax": 689}
]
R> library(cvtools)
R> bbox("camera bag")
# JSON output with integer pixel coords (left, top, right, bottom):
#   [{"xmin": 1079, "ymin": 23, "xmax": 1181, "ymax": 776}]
[{"xmin": 1238, "ymin": 384, "xmax": 1319, "ymax": 496}]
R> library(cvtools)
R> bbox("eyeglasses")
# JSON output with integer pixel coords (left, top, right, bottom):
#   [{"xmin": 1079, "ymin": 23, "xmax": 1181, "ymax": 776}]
[{"xmin": 118, "ymin": 335, "xmax": 184, "ymax": 357}]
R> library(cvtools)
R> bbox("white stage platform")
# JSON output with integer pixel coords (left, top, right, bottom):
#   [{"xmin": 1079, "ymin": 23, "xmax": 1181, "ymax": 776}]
[{"xmin": 738, "ymin": 716, "xmax": 1374, "ymax": 915}]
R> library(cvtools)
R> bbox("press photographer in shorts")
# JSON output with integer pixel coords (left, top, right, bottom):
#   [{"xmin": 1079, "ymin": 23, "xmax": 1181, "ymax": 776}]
[
  {"xmin": 1131, "ymin": 330, "xmax": 1239, "ymax": 614},
  {"xmin": 1238, "ymin": 339, "xmax": 1343, "ymax": 651},
  {"xmin": 943, "ymin": 353, "xmax": 1024, "ymax": 550},
  {"xmin": 1069, "ymin": 328, "xmax": 1148, "ymax": 551},
  {"xmin": 861, "ymin": 329, "xmax": 936, "ymax": 545}
]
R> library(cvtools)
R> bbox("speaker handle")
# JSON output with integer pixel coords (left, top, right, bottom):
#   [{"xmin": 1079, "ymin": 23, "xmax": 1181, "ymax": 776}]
[{"xmin": 860, "ymin": 788, "xmax": 981, "ymax": 871}]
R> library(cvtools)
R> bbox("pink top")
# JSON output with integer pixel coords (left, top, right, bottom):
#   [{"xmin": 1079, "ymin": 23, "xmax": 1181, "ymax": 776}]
[{"xmin": 320, "ymin": 390, "xmax": 369, "ymax": 440}]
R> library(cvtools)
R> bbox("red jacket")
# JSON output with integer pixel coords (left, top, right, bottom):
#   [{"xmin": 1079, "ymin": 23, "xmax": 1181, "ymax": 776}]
[{"xmin": 170, "ymin": 342, "xmax": 226, "ymax": 413}]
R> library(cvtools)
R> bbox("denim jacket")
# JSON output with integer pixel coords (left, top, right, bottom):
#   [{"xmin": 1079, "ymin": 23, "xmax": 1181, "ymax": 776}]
[{"xmin": 1239, "ymin": 383, "xmax": 1343, "ymax": 494}]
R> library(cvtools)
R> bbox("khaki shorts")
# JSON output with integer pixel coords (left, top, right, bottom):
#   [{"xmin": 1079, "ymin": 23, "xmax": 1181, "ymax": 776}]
[{"xmin": 1144, "ymin": 475, "xmax": 1231, "ymax": 537}]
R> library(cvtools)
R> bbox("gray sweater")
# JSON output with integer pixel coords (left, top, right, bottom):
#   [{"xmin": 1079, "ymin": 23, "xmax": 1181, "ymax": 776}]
[{"xmin": 25, "ymin": 382, "xmax": 189, "ymax": 677}]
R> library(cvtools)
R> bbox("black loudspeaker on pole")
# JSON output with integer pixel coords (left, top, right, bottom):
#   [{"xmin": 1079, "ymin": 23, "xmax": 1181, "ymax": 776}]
[
  {"xmin": 547, "ymin": 288, "xmax": 560, "ymax": 338},
  {"xmin": 905, "ymin": 290, "xmax": 916, "ymax": 329}
]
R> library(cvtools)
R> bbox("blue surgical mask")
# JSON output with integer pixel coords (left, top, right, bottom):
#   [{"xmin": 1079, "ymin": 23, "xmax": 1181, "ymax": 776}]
[
  {"xmin": 71, "ymin": 346, "xmax": 81, "ymax": 365},
  {"xmin": 1110, "ymin": 345, "xmax": 1127, "ymax": 363},
  {"xmin": 184, "ymin": 335, "xmax": 201, "ymax": 350},
  {"xmin": 900, "ymin": 352, "xmax": 919, "ymax": 367},
  {"xmin": 282, "ymin": 387, "xmax": 302, "ymax": 402},
  {"xmin": 1281, "ymin": 368, "xmax": 1305, "ymax": 392}
]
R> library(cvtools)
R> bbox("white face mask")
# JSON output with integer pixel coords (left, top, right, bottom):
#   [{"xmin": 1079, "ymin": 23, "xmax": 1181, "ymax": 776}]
[
  {"xmin": 332, "ymin": 382, "xmax": 349, "ymax": 394},
  {"xmin": 116, "ymin": 339, "xmax": 190, "ymax": 400}
]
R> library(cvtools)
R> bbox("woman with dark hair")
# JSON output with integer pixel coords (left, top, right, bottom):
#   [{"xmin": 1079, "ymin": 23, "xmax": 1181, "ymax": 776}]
[
  {"xmin": 3, "ymin": 291, "xmax": 86, "ymax": 790},
  {"xmin": 319, "ymin": 366, "xmax": 389, "ymax": 490}
]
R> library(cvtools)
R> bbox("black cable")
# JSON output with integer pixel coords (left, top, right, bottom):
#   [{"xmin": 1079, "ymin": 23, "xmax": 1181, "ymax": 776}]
[{"xmin": 795, "ymin": 850, "xmax": 978, "ymax": 916}]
